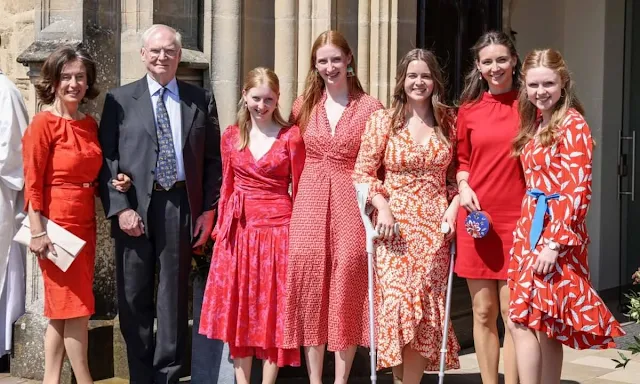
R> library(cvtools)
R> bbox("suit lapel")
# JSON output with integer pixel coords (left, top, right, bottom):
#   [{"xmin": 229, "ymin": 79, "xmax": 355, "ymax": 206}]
[
  {"xmin": 178, "ymin": 81, "xmax": 197, "ymax": 149},
  {"xmin": 132, "ymin": 77, "xmax": 158, "ymax": 146}
]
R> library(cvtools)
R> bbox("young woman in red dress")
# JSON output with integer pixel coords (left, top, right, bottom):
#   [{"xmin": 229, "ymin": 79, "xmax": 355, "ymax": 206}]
[
  {"xmin": 455, "ymin": 31, "xmax": 525, "ymax": 384},
  {"xmin": 507, "ymin": 48, "xmax": 624, "ymax": 384},
  {"xmin": 282, "ymin": 30, "xmax": 383, "ymax": 384},
  {"xmin": 198, "ymin": 67, "xmax": 304, "ymax": 384}
]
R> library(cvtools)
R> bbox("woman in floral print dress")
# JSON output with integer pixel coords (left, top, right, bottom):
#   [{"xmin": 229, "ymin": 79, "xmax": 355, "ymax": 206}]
[
  {"xmin": 353, "ymin": 49, "xmax": 460, "ymax": 384},
  {"xmin": 507, "ymin": 49, "xmax": 624, "ymax": 384}
]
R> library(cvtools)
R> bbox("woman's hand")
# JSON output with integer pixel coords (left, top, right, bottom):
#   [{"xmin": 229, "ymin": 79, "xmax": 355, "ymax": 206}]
[
  {"xmin": 29, "ymin": 233, "xmax": 56, "ymax": 259},
  {"xmin": 533, "ymin": 245, "xmax": 559, "ymax": 275},
  {"xmin": 112, "ymin": 173, "xmax": 132, "ymax": 192},
  {"xmin": 441, "ymin": 197, "xmax": 459, "ymax": 240},
  {"xmin": 459, "ymin": 183, "xmax": 481, "ymax": 212},
  {"xmin": 375, "ymin": 206, "xmax": 396, "ymax": 240}
]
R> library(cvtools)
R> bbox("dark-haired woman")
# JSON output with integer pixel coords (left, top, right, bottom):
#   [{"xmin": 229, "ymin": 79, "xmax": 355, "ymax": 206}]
[
  {"xmin": 22, "ymin": 46, "xmax": 129, "ymax": 384},
  {"xmin": 353, "ymin": 48, "xmax": 460, "ymax": 384},
  {"xmin": 454, "ymin": 31, "xmax": 525, "ymax": 384}
]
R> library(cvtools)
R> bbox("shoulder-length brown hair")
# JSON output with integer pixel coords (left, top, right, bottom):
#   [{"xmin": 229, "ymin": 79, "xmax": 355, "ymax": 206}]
[
  {"xmin": 35, "ymin": 45, "xmax": 99, "ymax": 105},
  {"xmin": 512, "ymin": 49, "xmax": 585, "ymax": 155},
  {"xmin": 390, "ymin": 48, "xmax": 454, "ymax": 146},
  {"xmin": 236, "ymin": 67, "xmax": 289, "ymax": 150},
  {"xmin": 458, "ymin": 31, "xmax": 521, "ymax": 106},
  {"xmin": 294, "ymin": 30, "xmax": 365, "ymax": 133}
]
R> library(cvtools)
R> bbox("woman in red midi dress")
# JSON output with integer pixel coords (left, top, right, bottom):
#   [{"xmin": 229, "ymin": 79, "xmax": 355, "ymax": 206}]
[
  {"xmin": 23, "ymin": 47, "xmax": 127, "ymax": 384},
  {"xmin": 455, "ymin": 31, "xmax": 525, "ymax": 384},
  {"xmin": 507, "ymin": 49, "xmax": 624, "ymax": 384},
  {"xmin": 282, "ymin": 30, "xmax": 383, "ymax": 384},
  {"xmin": 198, "ymin": 68, "xmax": 304, "ymax": 383}
]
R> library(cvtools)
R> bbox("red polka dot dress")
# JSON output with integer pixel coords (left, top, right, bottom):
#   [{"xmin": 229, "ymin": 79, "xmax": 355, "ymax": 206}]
[{"xmin": 282, "ymin": 91, "xmax": 383, "ymax": 351}]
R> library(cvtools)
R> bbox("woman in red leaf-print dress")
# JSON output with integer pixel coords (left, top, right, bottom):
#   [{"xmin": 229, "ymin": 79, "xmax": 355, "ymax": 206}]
[
  {"xmin": 199, "ymin": 68, "xmax": 303, "ymax": 384},
  {"xmin": 507, "ymin": 49, "xmax": 624, "ymax": 384}
]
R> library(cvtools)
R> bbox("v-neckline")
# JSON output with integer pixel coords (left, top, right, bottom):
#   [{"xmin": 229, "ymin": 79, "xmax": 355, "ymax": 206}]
[
  {"xmin": 247, "ymin": 127, "xmax": 284, "ymax": 163},
  {"xmin": 322, "ymin": 92, "xmax": 351, "ymax": 137},
  {"xmin": 404, "ymin": 121, "xmax": 436, "ymax": 148}
]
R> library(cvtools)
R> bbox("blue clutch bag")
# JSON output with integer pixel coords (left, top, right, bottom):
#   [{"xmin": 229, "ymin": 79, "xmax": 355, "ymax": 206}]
[{"xmin": 465, "ymin": 211, "xmax": 493, "ymax": 239}]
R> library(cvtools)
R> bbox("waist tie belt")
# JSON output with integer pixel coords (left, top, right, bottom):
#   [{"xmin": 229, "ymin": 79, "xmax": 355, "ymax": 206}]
[
  {"xmin": 45, "ymin": 182, "xmax": 96, "ymax": 188},
  {"xmin": 526, "ymin": 188, "xmax": 560, "ymax": 250}
]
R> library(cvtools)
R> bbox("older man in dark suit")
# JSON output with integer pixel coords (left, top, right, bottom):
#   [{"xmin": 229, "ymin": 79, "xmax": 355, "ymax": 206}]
[{"xmin": 98, "ymin": 24, "xmax": 221, "ymax": 384}]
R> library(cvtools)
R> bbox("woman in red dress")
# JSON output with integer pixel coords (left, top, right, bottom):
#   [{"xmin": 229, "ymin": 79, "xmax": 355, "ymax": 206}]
[
  {"xmin": 23, "ymin": 47, "xmax": 129, "ymax": 384},
  {"xmin": 455, "ymin": 31, "xmax": 525, "ymax": 384},
  {"xmin": 198, "ymin": 67, "xmax": 304, "ymax": 384},
  {"xmin": 507, "ymin": 48, "xmax": 624, "ymax": 384},
  {"xmin": 282, "ymin": 30, "xmax": 383, "ymax": 384}
]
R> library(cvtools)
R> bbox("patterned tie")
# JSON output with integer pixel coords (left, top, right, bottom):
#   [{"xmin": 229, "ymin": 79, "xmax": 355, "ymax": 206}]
[{"xmin": 155, "ymin": 87, "xmax": 178, "ymax": 190}]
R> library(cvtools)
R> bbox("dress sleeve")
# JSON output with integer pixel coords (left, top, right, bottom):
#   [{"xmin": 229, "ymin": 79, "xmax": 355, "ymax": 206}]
[
  {"xmin": 352, "ymin": 109, "xmax": 391, "ymax": 202},
  {"xmin": 456, "ymin": 107, "xmax": 471, "ymax": 173},
  {"xmin": 22, "ymin": 114, "xmax": 52, "ymax": 211},
  {"xmin": 211, "ymin": 126, "xmax": 236, "ymax": 240},
  {"xmin": 446, "ymin": 113, "xmax": 459, "ymax": 201},
  {"xmin": 541, "ymin": 113, "xmax": 593, "ymax": 247},
  {"xmin": 287, "ymin": 125, "xmax": 306, "ymax": 202}
]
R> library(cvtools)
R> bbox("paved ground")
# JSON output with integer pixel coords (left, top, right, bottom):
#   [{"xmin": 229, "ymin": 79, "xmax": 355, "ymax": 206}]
[{"xmin": 1, "ymin": 343, "xmax": 638, "ymax": 384}]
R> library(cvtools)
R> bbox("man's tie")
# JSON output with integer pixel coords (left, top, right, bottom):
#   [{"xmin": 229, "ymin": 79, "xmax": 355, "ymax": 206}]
[{"xmin": 155, "ymin": 87, "xmax": 178, "ymax": 190}]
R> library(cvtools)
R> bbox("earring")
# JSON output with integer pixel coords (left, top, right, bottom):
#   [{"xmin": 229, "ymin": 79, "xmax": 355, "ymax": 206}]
[
  {"xmin": 347, "ymin": 66, "xmax": 355, "ymax": 77},
  {"xmin": 513, "ymin": 69, "xmax": 516, "ymax": 75}
]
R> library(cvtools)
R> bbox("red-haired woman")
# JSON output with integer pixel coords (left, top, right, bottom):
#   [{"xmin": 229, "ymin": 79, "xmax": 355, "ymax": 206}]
[
  {"xmin": 282, "ymin": 30, "xmax": 383, "ymax": 384},
  {"xmin": 508, "ymin": 48, "xmax": 624, "ymax": 384}
]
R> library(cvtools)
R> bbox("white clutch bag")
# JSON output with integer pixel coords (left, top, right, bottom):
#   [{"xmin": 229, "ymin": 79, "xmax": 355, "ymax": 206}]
[{"xmin": 13, "ymin": 216, "xmax": 86, "ymax": 272}]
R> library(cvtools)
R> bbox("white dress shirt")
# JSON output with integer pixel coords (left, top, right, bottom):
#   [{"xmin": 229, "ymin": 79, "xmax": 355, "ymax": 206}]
[{"xmin": 147, "ymin": 74, "xmax": 185, "ymax": 181}]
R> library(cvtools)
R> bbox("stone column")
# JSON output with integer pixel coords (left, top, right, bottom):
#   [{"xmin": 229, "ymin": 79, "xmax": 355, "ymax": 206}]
[
  {"xmin": 357, "ymin": 0, "xmax": 371, "ymax": 92},
  {"xmin": 13, "ymin": 1, "xmax": 120, "ymax": 383},
  {"xmin": 297, "ymin": 0, "xmax": 313, "ymax": 96},
  {"xmin": 211, "ymin": 0, "xmax": 242, "ymax": 130},
  {"xmin": 274, "ymin": 0, "xmax": 297, "ymax": 116}
]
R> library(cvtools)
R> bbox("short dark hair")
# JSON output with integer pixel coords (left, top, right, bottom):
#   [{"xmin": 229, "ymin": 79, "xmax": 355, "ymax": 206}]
[{"xmin": 35, "ymin": 46, "xmax": 99, "ymax": 105}]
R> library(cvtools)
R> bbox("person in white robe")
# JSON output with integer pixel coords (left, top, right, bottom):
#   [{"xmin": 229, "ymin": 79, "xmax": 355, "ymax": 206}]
[{"xmin": 0, "ymin": 69, "xmax": 28, "ymax": 357}]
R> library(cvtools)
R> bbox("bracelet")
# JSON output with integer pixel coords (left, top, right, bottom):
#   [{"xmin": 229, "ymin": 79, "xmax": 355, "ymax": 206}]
[{"xmin": 31, "ymin": 231, "xmax": 47, "ymax": 238}]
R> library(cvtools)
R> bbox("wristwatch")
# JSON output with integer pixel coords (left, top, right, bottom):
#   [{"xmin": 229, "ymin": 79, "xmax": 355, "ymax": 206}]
[{"xmin": 548, "ymin": 241, "xmax": 560, "ymax": 251}]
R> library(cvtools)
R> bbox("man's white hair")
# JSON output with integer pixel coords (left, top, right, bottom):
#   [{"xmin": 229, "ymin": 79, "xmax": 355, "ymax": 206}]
[{"xmin": 141, "ymin": 24, "xmax": 182, "ymax": 49}]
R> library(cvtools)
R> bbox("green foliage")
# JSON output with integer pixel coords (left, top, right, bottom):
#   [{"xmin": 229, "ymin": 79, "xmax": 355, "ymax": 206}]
[{"xmin": 612, "ymin": 268, "xmax": 640, "ymax": 369}]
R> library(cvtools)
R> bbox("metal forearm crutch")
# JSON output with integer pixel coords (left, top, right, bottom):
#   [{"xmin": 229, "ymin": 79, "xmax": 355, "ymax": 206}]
[
  {"xmin": 438, "ymin": 225, "xmax": 456, "ymax": 384},
  {"xmin": 355, "ymin": 183, "xmax": 380, "ymax": 384}
]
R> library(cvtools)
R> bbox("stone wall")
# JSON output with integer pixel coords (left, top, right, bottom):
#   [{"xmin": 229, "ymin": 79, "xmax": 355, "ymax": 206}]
[{"xmin": 0, "ymin": 0, "xmax": 36, "ymax": 116}]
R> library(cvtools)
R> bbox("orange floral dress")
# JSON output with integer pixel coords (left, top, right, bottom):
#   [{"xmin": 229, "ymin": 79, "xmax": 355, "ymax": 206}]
[
  {"xmin": 353, "ymin": 109, "xmax": 460, "ymax": 370},
  {"xmin": 22, "ymin": 111, "xmax": 102, "ymax": 319},
  {"xmin": 508, "ymin": 109, "xmax": 624, "ymax": 348}
]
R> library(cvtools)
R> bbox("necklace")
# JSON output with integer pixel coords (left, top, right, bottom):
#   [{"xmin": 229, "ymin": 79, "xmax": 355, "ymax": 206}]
[{"xmin": 53, "ymin": 103, "xmax": 81, "ymax": 120}]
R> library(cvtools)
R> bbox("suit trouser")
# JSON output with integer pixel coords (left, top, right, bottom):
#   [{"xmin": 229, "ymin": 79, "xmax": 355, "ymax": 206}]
[{"xmin": 115, "ymin": 187, "xmax": 192, "ymax": 384}]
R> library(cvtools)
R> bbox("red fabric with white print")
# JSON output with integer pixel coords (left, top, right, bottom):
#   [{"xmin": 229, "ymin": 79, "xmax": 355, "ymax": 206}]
[{"xmin": 507, "ymin": 109, "xmax": 625, "ymax": 349}]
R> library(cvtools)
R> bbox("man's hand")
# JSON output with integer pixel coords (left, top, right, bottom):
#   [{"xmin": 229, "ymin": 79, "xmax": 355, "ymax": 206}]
[
  {"xmin": 193, "ymin": 210, "xmax": 215, "ymax": 248},
  {"xmin": 118, "ymin": 208, "xmax": 145, "ymax": 237}
]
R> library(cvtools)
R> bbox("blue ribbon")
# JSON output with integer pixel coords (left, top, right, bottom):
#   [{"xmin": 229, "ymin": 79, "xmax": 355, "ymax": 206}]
[{"xmin": 526, "ymin": 188, "xmax": 560, "ymax": 250}]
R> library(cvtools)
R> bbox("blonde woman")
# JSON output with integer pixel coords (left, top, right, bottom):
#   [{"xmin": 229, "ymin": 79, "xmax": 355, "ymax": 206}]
[{"xmin": 199, "ymin": 67, "xmax": 304, "ymax": 384}]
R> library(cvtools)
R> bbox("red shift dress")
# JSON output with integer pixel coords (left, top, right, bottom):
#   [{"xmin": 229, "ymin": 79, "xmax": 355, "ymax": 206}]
[
  {"xmin": 22, "ymin": 111, "xmax": 102, "ymax": 319},
  {"xmin": 455, "ymin": 91, "xmax": 526, "ymax": 280}
]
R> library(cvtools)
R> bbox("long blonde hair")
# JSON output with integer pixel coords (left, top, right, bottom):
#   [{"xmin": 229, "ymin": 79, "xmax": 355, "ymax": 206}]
[
  {"xmin": 294, "ymin": 30, "xmax": 365, "ymax": 133},
  {"xmin": 512, "ymin": 49, "xmax": 585, "ymax": 155},
  {"xmin": 236, "ymin": 67, "xmax": 289, "ymax": 150},
  {"xmin": 390, "ymin": 48, "xmax": 454, "ymax": 146}
]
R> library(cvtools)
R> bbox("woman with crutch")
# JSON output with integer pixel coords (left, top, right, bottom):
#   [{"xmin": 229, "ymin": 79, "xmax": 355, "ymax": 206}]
[{"xmin": 353, "ymin": 48, "xmax": 460, "ymax": 384}]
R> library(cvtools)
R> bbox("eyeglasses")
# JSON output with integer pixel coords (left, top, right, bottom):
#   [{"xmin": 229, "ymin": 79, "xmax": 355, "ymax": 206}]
[{"xmin": 147, "ymin": 48, "xmax": 177, "ymax": 59}]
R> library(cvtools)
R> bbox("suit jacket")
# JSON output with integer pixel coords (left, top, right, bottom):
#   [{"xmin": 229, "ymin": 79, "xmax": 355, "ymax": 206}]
[{"xmin": 98, "ymin": 76, "xmax": 222, "ymax": 237}]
